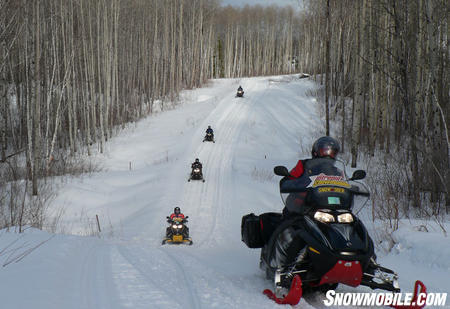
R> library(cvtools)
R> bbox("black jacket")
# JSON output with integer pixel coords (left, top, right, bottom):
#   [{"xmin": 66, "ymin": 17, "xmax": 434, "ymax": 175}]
[{"xmin": 192, "ymin": 162, "xmax": 202, "ymax": 169}]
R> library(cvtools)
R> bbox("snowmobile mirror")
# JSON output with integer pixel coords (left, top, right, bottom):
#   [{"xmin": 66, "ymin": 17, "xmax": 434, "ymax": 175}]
[
  {"xmin": 166, "ymin": 216, "xmax": 170, "ymax": 219},
  {"xmin": 274, "ymin": 166, "xmax": 290, "ymax": 177},
  {"xmin": 350, "ymin": 170, "xmax": 366, "ymax": 180},
  {"xmin": 185, "ymin": 216, "xmax": 189, "ymax": 219}
]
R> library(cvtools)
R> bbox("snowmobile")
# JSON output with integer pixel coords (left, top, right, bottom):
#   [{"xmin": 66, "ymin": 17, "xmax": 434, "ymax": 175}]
[
  {"xmin": 236, "ymin": 89, "xmax": 244, "ymax": 98},
  {"xmin": 241, "ymin": 162, "xmax": 426, "ymax": 307},
  {"xmin": 203, "ymin": 132, "xmax": 215, "ymax": 143},
  {"xmin": 162, "ymin": 216, "xmax": 193, "ymax": 245},
  {"xmin": 188, "ymin": 166, "xmax": 205, "ymax": 182}
]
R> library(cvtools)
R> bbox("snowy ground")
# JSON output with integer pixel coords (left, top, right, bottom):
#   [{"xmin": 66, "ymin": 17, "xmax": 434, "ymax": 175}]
[{"xmin": 0, "ymin": 75, "xmax": 449, "ymax": 309}]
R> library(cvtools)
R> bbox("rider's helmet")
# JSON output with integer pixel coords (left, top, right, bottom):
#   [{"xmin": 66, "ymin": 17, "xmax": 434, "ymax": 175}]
[
  {"xmin": 195, "ymin": 158, "xmax": 199, "ymax": 163},
  {"xmin": 208, "ymin": 125, "xmax": 211, "ymax": 129},
  {"xmin": 174, "ymin": 207, "xmax": 180, "ymax": 215},
  {"xmin": 311, "ymin": 136, "xmax": 340, "ymax": 159}
]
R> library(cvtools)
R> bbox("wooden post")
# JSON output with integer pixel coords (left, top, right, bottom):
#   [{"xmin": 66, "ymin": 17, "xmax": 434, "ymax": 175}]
[{"xmin": 96, "ymin": 214, "xmax": 101, "ymax": 233}]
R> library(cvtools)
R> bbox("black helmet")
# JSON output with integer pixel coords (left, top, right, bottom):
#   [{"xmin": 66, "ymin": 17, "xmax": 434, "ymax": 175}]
[
  {"xmin": 174, "ymin": 207, "xmax": 180, "ymax": 214},
  {"xmin": 195, "ymin": 158, "xmax": 199, "ymax": 163},
  {"xmin": 311, "ymin": 136, "xmax": 340, "ymax": 159},
  {"xmin": 208, "ymin": 125, "xmax": 211, "ymax": 129}
]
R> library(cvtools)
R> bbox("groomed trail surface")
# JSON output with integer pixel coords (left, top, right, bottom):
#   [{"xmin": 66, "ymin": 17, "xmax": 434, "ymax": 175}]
[{"xmin": 1, "ymin": 75, "xmax": 448, "ymax": 309}]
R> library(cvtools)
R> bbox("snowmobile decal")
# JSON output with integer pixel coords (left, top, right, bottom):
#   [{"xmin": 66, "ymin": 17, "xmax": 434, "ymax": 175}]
[
  {"xmin": 308, "ymin": 173, "xmax": 351, "ymax": 188},
  {"xmin": 318, "ymin": 187, "xmax": 345, "ymax": 193}
]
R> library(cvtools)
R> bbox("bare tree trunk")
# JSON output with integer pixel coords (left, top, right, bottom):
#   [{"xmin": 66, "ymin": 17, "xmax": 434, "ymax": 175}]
[
  {"xmin": 32, "ymin": 0, "xmax": 41, "ymax": 196},
  {"xmin": 324, "ymin": 0, "xmax": 330, "ymax": 136}
]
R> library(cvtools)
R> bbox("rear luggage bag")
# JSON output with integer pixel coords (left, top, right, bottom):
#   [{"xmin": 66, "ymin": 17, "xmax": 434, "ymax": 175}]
[
  {"xmin": 241, "ymin": 213, "xmax": 264, "ymax": 248},
  {"xmin": 259, "ymin": 212, "xmax": 283, "ymax": 243},
  {"xmin": 241, "ymin": 212, "xmax": 284, "ymax": 248}
]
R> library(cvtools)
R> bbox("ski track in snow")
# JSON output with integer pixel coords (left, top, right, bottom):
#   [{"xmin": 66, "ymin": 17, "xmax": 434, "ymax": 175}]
[{"xmin": 1, "ymin": 75, "xmax": 449, "ymax": 309}]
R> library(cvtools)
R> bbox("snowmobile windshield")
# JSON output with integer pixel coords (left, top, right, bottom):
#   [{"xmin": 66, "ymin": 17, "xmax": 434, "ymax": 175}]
[{"xmin": 279, "ymin": 159, "xmax": 367, "ymax": 211}]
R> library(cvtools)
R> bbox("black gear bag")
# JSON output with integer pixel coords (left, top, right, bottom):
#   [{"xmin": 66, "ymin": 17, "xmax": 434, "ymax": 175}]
[{"xmin": 241, "ymin": 212, "xmax": 283, "ymax": 248}]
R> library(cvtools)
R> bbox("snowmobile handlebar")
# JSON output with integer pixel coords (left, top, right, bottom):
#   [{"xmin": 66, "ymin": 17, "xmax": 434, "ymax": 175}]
[
  {"xmin": 275, "ymin": 165, "xmax": 370, "ymax": 197},
  {"xmin": 166, "ymin": 216, "xmax": 189, "ymax": 223}
]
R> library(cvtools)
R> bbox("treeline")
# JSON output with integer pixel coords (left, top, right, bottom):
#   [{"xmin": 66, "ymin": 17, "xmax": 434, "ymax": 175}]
[
  {"xmin": 215, "ymin": 5, "xmax": 299, "ymax": 77},
  {"xmin": 298, "ymin": 0, "xmax": 448, "ymax": 214},
  {"xmin": 0, "ymin": 0, "xmax": 299, "ymax": 228}
]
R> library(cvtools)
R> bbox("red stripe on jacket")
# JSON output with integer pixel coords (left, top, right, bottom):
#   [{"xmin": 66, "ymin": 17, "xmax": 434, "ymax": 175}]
[{"xmin": 289, "ymin": 160, "xmax": 304, "ymax": 179}]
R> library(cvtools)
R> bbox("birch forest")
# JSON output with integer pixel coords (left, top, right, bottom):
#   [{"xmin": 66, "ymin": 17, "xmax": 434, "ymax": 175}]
[
  {"xmin": 0, "ymin": 0, "xmax": 448, "ymax": 229},
  {"xmin": 298, "ymin": 0, "xmax": 448, "ymax": 216},
  {"xmin": 0, "ymin": 0, "xmax": 300, "ymax": 229}
]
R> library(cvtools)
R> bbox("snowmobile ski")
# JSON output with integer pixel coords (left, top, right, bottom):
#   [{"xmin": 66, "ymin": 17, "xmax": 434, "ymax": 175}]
[
  {"xmin": 388, "ymin": 280, "xmax": 427, "ymax": 309},
  {"xmin": 263, "ymin": 274, "xmax": 303, "ymax": 305}
]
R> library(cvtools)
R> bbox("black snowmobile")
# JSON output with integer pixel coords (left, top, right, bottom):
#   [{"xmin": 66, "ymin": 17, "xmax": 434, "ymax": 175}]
[
  {"xmin": 241, "ymin": 161, "xmax": 426, "ymax": 306},
  {"xmin": 203, "ymin": 132, "xmax": 215, "ymax": 143},
  {"xmin": 188, "ymin": 165, "xmax": 205, "ymax": 182},
  {"xmin": 236, "ymin": 88, "xmax": 244, "ymax": 98},
  {"xmin": 162, "ymin": 216, "xmax": 193, "ymax": 245}
]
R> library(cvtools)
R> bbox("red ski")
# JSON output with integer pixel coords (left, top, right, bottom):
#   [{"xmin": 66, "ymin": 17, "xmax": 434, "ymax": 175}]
[
  {"xmin": 389, "ymin": 280, "xmax": 427, "ymax": 309},
  {"xmin": 263, "ymin": 275, "xmax": 303, "ymax": 305}
]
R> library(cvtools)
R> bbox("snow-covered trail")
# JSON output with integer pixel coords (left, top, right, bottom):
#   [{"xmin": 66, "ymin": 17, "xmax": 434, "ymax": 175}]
[
  {"xmin": 110, "ymin": 76, "xmax": 321, "ymax": 308},
  {"xmin": 1, "ymin": 75, "xmax": 448, "ymax": 309}
]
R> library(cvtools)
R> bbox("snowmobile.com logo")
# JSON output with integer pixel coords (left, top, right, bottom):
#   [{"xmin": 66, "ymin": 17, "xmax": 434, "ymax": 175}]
[{"xmin": 323, "ymin": 291, "xmax": 447, "ymax": 307}]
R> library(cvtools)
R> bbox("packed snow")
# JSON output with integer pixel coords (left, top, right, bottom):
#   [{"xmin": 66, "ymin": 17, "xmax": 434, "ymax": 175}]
[{"xmin": 0, "ymin": 75, "xmax": 449, "ymax": 308}]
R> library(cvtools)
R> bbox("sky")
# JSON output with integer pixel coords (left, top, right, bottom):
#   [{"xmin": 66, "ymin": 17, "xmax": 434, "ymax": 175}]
[{"xmin": 220, "ymin": 0, "xmax": 304, "ymax": 10}]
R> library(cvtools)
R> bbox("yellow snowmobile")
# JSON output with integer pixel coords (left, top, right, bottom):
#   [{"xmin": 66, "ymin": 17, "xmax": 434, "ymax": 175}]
[{"xmin": 162, "ymin": 216, "xmax": 193, "ymax": 245}]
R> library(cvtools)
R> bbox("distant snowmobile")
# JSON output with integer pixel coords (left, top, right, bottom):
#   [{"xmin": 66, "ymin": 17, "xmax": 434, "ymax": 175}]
[
  {"xmin": 203, "ymin": 132, "xmax": 215, "ymax": 143},
  {"xmin": 236, "ymin": 86, "xmax": 244, "ymax": 98},
  {"xmin": 162, "ymin": 216, "xmax": 193, "ymax": 245},
  {"xmin": 188, "ymin": 159, "xmax": 205, "ymax": 182},
  {"xmin": 241, "ymin": 162, "xmax": 427, "ymax": 306}
]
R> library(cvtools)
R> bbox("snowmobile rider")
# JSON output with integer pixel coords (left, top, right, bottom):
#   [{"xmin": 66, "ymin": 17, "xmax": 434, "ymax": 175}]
[
  {"xmin": 237, "ymin": 85, "xmax": 244, "ymax": 96},
  {"xmin": 191, "ymin": 158, "xmax": 203, "ymax": 172},
  {"xmin": 167, "ymin": 207, "xmax": 189, "ymax": 238},
  {"xmin": 206, "ymin": 125, "xmax": 214, "ymax": 136},
  {"xmin": 259, "ymin": 137, "xmax": 343, "ymax": 271},
  {"xmin": 169, "ymin": 206, "xmax": 185, "ymax": 219},
  {"xmin": 281, "ymin": 136, "xmax": 342, "ymax": 217}
]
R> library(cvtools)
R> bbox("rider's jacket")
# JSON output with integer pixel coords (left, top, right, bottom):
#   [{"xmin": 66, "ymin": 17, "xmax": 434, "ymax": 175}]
[
  {"xmin": 192, "ymin": 162, "xmax": 202, "ymax": 169},
  {"xmin": 170, "ymin": 213, "xmax": 185, "ymax": 219}
]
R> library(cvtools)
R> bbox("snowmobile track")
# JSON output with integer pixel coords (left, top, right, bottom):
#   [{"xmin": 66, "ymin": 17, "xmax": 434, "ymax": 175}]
[{"xmin": 159, "ymin": 247, "xmax": 202, "ymax": 309}]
